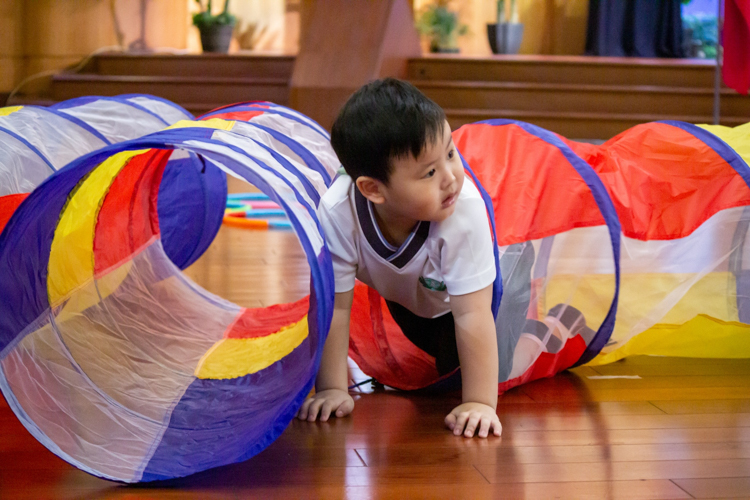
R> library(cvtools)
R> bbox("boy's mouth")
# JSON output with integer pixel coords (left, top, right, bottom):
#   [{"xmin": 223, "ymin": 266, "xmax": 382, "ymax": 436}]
[{"xmin": 441, "ymin": 192, "xmax": 457, "ymax": 208}]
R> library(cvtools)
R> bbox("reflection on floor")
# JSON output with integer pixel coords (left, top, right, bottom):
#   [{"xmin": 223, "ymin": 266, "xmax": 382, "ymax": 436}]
[{"xmin": 2, "ymin": 215, "xmax": 750, "ymax": 498}]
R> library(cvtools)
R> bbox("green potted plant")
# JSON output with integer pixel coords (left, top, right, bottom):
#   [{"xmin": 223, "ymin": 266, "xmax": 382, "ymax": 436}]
[
  {"xmin": 193, "ymin": 0, "xmax": 237, "ymax": 53},
  {"xmin": 416, "ymin": 0, "xmax": 468, "ymax": 53},
  {"xmin": 487, "ymin": 0, "xmax": 524, "ymax": 55}
]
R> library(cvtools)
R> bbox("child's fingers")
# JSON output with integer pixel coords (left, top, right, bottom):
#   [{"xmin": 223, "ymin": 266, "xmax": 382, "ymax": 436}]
[
  {"xmin": 297, "ymin": 398, "xmax": 313, "ymax": 420},
  {"xmin": 306, "ymin": 398, "xmax": 325, "ymax": 421},
  {"xmin": 444, "ymin": 412, "xmax": 457, "ymax": 430},
  {"xmin": 463, "ymin": 413, "xmax": 482, "ymax": 438},
  {"xmin": 477, "ymin": 417, "xmax": 492, "ymax": 438},
  {"xmin": 336, "ymin": 398, "xmax": 354, "ymax": 417},
  {"xmin": 453, "ymin": 412, "xmax": 470, "ymax": 436},
  {"xmin": 492, "ymin": 416, "xmax": 503, "ymax": 436},
  {"xmin": 319, "ymin": 400, "xmax": 336, "ymax": 422}
]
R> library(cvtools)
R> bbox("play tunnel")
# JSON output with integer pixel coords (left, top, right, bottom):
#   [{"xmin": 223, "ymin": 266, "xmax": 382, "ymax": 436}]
[
  {"xmin": 0, "ymin": 105, "xmax": 338, "ymax": 482},
  {"xmin": 1, "ymin": 97, "xmax": 749, "ymax": 481}
]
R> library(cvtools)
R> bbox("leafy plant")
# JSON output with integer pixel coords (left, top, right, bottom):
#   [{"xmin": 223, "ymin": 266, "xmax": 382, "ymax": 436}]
[
  {"xmin": 415, "ymin": 0, "xmax": 468, "ymax": 52},
  {"xmin": 683, "ymin": 14, "xmax": 717, "ymax": 58},
  {"xmin": 193, "ymin": 0, "xmax": 236, "ymax": 30},
  {"xmin": 496, "ymin": 0, "xmax": 519, "ymax": 24}
]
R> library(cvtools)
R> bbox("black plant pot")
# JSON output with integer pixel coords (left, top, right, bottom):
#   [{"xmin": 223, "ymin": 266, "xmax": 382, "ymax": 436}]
[
  {"xmin": 199, "ymin": 23, "xmax": 235, "ymax": 53},
  {"xmin": 487, "ymin": 23, "xmax": 524, "ymax": 54}
]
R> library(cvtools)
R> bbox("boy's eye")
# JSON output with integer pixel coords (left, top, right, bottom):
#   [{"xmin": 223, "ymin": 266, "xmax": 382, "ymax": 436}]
[
  {"xmin": 448, "ymin": 149, "xmax": 454, "ymax": 159},
  {"xmin": 425, "ymin": 169, "xmax": 436, "ymax": 178}
]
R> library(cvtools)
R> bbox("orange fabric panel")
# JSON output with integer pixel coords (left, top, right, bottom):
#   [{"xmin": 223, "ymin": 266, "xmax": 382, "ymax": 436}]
[
  {"xmin": 93, "ymin": 150, "xmax": 171, "ymax": 275},
  {"xmin": 225, "ymin": 296, "xmax": 310, "ymax": 339},
  {"xmin": 205, "ymin": 111, "xmax": 264, "ymax": 122},
  {"xmin": 0, "ymin": 193, "xmax": 29, "ymax": 235},
  {"xmin": 453, "ymin": 123, "xmax": 605, "ymax": 246},
  {"xmin": 565, "ymin": 123, "xmax": 750, "ymax": 241}
]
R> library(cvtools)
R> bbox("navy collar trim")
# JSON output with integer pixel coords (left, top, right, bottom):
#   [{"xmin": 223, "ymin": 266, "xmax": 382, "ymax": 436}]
[{"xmin": 354, "ymin": 187, "xmax": 429, "ymax": 269}]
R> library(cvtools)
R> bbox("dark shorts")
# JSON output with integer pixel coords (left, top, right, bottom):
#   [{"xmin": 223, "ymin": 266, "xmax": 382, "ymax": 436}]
[{"xmin": 385, "ymin": 300, "xmax": 460, "ymax": 376}]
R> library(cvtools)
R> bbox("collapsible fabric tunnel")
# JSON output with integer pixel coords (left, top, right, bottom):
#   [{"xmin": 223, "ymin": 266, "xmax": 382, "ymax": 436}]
[
  {"xmin": 0, "ymin": 95, "xmax": 227, "ymax": 269},
  {"xmin": 0, "ymin": 110, "xmax": 337, "ymax": 482},
  {"xmin": 348, "ymin": 120, "xmax": 622, "ymax": 392},
  {"xmin": 3, "ymin": 93, "xmax": 750, "ymax": 483},
  {"xmin": 349, "ymin": 119, "xmax": 750, "ymax": 394},
  {"xmin": 564, "ymin": 121, "xmax": 750, "ymax": 365}
]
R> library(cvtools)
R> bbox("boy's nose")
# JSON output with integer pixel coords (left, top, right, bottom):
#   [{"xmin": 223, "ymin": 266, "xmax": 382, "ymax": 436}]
[{"xmin": 441, "ymin": 166, "xmax": 457, "ymax": 188}]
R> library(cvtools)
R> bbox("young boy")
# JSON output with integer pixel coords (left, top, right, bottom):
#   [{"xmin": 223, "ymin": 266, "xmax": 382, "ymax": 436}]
[{"xmin": 297, "ymin": 78, "xmax": 502, "ymax": 439}]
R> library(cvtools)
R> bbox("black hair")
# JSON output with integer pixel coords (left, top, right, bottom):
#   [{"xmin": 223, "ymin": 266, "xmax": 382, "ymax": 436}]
[{"xmin": 330, "ymin": 78, "xmax": 446, "ymax": 185}]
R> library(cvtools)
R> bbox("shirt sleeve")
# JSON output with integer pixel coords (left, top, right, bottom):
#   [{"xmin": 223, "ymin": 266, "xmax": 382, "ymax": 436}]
[
  {"xmin": 317, "ymin": 200, "xmax": 358, "ymax": 293},
  {"xmin": 439, "ymin": 196, "xmax": 497, "ymax": 296}
]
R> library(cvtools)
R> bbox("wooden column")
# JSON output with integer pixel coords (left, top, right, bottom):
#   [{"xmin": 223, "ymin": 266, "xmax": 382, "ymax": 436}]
[{"xmin": 290, "ymin": 0, "xmax": 421, "ymax": 131}]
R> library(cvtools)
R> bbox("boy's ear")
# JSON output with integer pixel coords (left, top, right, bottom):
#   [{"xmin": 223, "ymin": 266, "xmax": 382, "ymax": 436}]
[{"xmin": 355, "ymin": 176, "xmax": 386, "ymax": 205}]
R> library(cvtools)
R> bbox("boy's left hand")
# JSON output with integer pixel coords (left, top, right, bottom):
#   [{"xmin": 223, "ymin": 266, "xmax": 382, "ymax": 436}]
[{"xmin": 445, "ymin": 402, "xmax": 502, "ymax": 438}]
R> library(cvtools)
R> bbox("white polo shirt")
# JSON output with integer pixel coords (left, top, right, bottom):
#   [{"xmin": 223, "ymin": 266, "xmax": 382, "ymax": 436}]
[{"xmin": 317, "ymin": 173, "xmax": 496, "ymax": 318}]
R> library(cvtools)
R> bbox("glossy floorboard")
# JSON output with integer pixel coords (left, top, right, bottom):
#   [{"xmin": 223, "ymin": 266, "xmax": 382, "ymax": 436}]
[{"xmin": 3, "ymin": 208, "xmax": 750, "ymax": 499}]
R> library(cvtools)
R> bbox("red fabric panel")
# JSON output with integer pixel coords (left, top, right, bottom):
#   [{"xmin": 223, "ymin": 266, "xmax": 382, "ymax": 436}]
[
  {"xmin": 0, "ymin": 193, "xmax": 29, "ymax": 235},
  {"xmin": 497, "ymin": 335, "xmax": 586, "ymax": 394},
  {"xmin": 453, "ymin": 123, "xmax": 605, "ymax": 246},
  {"xmin": 723, "ymin": 0, "xmax": 750, "ymax": 95},
  {"xmin": 199, "ymin": 102, "xmax": 271, "ymax": 119},
  {"xmin": 565, "ymin": 123, "xmax": 750, "ymax": 241},
  {"xmin": 348, "ymin": 282, "xmax": 440, "ymax": 390},
  {"xmin": 93, "ymin": 150, "xmax": 171, "ymax": 275},
  {"xmin": 225, "ymin": 296, "xmax": 310, "ymax": 339},
  {"xmin": 204, "ymin": 111, "xmax": 264, "ymax": 122}
]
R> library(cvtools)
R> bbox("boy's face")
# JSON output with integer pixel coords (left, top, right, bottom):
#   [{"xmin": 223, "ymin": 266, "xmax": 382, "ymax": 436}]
[{"xmin": 369, "ymin": 120, "xmax": 464, "ymax": 225}]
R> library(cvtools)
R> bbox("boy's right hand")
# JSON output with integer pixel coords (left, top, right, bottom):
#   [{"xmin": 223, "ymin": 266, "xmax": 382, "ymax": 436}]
[{"xmin": 297, "ymin": 389, "xmax": 354, "ymax": 422}]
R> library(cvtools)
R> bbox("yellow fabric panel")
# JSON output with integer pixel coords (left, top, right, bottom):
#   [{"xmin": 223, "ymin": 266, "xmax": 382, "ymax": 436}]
[
  {"xmin": 56, "ymin": 261, "xmax": 134, "ymax": 322},
  {"xmin": 166, "ymin": 119, "xmax": 235, "ymax": 131},
  {"xmin": 587, "ymin": 314, "xmax": 750, "ymax": 365},
  {"xmin": 540, "ymin": 273, "xmax": 615, "ymax": 334},
  {"xmin": 47, "ymin": 149, "xmax": 147, "ymax": 306},
  {"xmin": 697, "ymin": 123, "xmax": 750, "ymax": 165},
  {"xmin": 0, "ymin": 106, "xmax": 22, "ymax": 117},
  {"xmin": 544, "ymin": 272, "xmax": 737, "ymax": 345},
  {"xmin": 195, "ymin": 316, "xmax": 309, "ymax": 379}
]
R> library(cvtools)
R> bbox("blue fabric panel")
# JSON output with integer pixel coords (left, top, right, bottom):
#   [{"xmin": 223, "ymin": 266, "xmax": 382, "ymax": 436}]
[
  {"xmin": 475, "ymin": 119, "xmax": 622, "ymax": 366},
  {"xmin": 158, "ymin": 155, "xmax": 227, "ymax": 270},
  {"xmin": 0, "ymin": 127, "xmax": 56, "ymax": 172},
  {"xmin": 140, "ymin": 335, "xmax": 316, "ymax": 482}
]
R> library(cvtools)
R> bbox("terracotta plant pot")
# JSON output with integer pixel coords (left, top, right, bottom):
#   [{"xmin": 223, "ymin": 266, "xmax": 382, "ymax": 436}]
[{"xmin": 199, "ymin": 23, "xmax": 235, "ymax": 53}]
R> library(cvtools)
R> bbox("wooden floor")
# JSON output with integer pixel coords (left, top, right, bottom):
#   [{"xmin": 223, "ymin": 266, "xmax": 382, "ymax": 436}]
[{"xmin": 3, "ymin": 192, "xmax": 750, "ymax": 498}]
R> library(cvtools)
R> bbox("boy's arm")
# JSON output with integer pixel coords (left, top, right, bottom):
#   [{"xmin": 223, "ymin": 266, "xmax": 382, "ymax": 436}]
[
  {"xmin": 447, "ymin": 284, "xmax": 502, "ymax": 438},
  {"xmin": 297, "ymin": 289, "xmax": 355, "ymax": 422}
]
